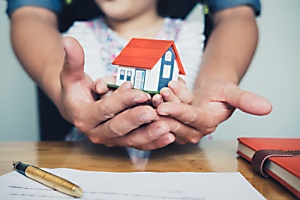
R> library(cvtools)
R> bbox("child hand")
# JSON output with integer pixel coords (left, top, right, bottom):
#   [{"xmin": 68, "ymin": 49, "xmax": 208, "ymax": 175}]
[{"xmin": 152, "ymin": 78, "xmax": 193, "ymax": 108}]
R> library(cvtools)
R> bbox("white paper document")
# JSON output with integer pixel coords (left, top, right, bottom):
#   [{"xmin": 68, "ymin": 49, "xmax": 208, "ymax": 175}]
[{"xmin": 0, "ymin": 169, "xmax": 265, "ymax": 200}]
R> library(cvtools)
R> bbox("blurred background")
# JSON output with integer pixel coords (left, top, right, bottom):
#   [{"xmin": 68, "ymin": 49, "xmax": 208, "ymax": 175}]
[{"xmin": 0, "ymin": 0, "xmax": 299, "ymax": 141}]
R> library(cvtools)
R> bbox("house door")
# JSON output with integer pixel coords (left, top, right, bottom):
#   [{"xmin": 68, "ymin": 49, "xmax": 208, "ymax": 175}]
[
  {"xmin": 158, "ymin": 48, "xmax": 175, "ymax": 90},
  {"xmin": 134, "ymin": 69, "xmax": 146, "ymax": 90}
]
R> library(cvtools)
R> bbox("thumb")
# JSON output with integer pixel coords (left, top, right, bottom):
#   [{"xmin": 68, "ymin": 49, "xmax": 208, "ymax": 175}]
[
  {"xmin": 61, "ymin": 36, "xmax": 85, "ymax": 83},
  {"xmin": 225, "ymin": 85, "xmax": 272, "ymax": 116}
]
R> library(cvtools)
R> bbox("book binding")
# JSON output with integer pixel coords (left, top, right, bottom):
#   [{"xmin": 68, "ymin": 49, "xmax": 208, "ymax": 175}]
[{"xmin": 251, "ymin": 149, "xmax": 300, "ymax": 178}]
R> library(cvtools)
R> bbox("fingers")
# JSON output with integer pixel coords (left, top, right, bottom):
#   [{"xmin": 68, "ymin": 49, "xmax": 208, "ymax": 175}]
[
  {"xmin": 224, "ymin": 84, "xmax": 272, "ymax": 115},
  {"xmin": 75, "ymin": 88, "xmax": 151, "ymax": 132},
  {"xmin": 167, "ymin": 80, "xmax": 193, "ymax": 104},
  {"xmin": 152, "ymin": 87, "xmax": 182, "ymax": 108},
  {"xmin": 94, "ymin": 77, "xmax": 133, "ymax": 94},
  {"xmin": 151, "ymin": 94, "xmax": 163, "ymax": 108},
  {"xmin": 158, "ymin": 116, "xmax": 205, "ymax": 145},
  {"xmin": 160, "ymin": 87, "xmax": 181, "ymax": 103},
  {"xmin": 108, "ymin": 121, "xmax": 174, "ymax": 150},
  {"xmin": 115, "ymin": 81, "xmax": 134, "ymax": 93},
  {"xmin": 61, "ymin": 36, "xmax": 85, "ymax": 84},
  {"xmin": 135, "ymin": 133, "xmax": 175, "ymax": 150},
  {"xmin": 134, "ymin": 116, "xmax": 205, "ymax": 147},
  {"xmin": 94, "ymin": 76, "xmax": 117, "ymax": 94},
  {"xmin": 153, "ymin": 80, "xmax": 193, "ymax": 107},
  {"xmin": 157, "ymin": 102, "xmax": 219, "ymax": 135},
  {"xmin": 93, "ymin": 77, "xmax": 130, "ymax": 99},
  {"xmin": 89, "ymin": 105, "xmax": 157, "ymax": 140}
]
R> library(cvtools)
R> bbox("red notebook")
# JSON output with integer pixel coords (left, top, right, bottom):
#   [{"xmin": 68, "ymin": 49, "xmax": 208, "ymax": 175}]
[{"xmin": 237, "ymin": 137, "xmax": 300, "ymax": 199}]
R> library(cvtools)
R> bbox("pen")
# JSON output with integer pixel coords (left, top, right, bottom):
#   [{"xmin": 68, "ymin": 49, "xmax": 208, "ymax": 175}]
[{"xmin": 13, "ymin": 161, "xmax": 83, "ymax": 198}]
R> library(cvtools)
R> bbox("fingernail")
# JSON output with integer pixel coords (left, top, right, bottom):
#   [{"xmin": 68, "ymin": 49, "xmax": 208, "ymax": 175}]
[
  {"xmin": 96, "ymin": 82, "xmax": 105, "ymax": 93},
  {"xmin": 168, "ymin": 80, "xmax": 176, "ymax": 89},
  {"xmin": 162, "ymin": 89, "xmax": 170, "ymax": 97},
  {"xmin": 133, "ymin": 95, "xmax": 146, "ymax": 103},
  {"xmin": 139, "ymin": 112, "xmax": 153, "ymax": 123},
  {"xmin": 133, "ymin": 92, "xmax": 151, "ymax": 103},
  {"xmin": 165, "ymin": 134, "xmax": 175, "ymax": 143},
  {"xmin": 157, "ymin": 107, "xmax": 169, "ymax": 116},
  {"xmin": 146, "ymin": 93, "xmax": 151, "ymax": 100},
  {"xmin": 154, "ymin": 127, "xmax": 166, "ymax": 136}
]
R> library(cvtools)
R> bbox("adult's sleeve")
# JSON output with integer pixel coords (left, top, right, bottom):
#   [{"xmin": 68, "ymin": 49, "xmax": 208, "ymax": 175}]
[
  {"xmin": 6, "ymin": 0, "xmax": 63, "ymax": 17},
  {"xmin": 206, "ymin": 0, "xmax": 261, "ymax": 16}
]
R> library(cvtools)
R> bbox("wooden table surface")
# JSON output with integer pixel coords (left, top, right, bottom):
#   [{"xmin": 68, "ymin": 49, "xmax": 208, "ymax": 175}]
[{"xmin": 0, "ymin": 140, "xmax": 296, "ymax": 199}]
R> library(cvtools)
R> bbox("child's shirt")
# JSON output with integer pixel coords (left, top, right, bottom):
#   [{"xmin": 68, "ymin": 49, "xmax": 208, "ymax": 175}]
[{"xmin": 63, "ymin": 17, "xmax": 204, "ymax": 90}]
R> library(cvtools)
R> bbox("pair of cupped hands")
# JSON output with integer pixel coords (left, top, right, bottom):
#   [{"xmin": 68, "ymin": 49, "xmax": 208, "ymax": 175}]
[{"xmin": 58, "ymin": 37, "xmax": 272, "ymax": 151}]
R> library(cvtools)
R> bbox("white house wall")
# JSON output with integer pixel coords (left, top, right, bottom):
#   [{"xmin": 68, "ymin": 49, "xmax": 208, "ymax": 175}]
[
  {"xmin": 172, "ymin": 61, "xmax": 179, "ymax": 81},
  {"xmin": 144, "ymin": 59, "xmax": 161, "ymax": 91}
]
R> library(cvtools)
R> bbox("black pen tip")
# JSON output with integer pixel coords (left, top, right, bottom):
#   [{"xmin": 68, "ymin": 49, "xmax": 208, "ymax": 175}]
[{"xmin": 12, "ymin": 161, "xmax": 20, "ymax": 168}]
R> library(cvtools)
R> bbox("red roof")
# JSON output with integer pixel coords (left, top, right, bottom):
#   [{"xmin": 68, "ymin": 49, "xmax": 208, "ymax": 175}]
[{"xmin": 112, "ymin": 38, "xmax": 186, "ymax": 75}]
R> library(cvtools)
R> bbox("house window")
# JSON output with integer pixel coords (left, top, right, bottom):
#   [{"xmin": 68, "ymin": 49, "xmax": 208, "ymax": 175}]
[
  {"xmin": 162, "ymin": 64, "xmax": 171, "ymax": 78},
  {"xmin": 126, "ymin": 70, "xmax": 132, "ymax": 81},
  {"xmin": 165, "ymin": 51, "xmax": 172, "ymax": 61},
  {"xmin": 120, "ymin": 69, "xmax": 125, "ymax": 80}
]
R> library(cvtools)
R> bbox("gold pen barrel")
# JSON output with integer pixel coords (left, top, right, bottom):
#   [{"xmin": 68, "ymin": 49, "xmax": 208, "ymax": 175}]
[{"xmin": 25, "ymin": 166, "xmax": 83, "ymax": 197}]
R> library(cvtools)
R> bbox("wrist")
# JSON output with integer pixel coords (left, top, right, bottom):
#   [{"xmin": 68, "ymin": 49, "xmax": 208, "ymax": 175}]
[
  {"xmin": 194, "ymin": 66, "xmax": 240, "ymax": 90},
  {"xmin": 40, "ymin": 66, "xmax": 64, "ymax": 108}
]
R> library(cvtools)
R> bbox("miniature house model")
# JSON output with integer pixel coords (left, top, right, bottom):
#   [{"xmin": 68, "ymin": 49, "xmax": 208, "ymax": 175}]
[{"xmin": 111, "ymin": 38, "xmax": 186, "ymax": 94}]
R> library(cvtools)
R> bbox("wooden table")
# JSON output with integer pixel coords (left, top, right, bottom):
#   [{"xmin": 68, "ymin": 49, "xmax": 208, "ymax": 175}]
[{"xmin": 0, "ymin": 140, "xmax": 295, "ymax": 199}]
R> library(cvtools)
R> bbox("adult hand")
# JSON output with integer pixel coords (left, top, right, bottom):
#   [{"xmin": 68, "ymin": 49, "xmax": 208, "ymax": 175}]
[
  {"xmin": 154, "ymin": 6, "xmax": 272, "ymax": 145},
  {"xmin": 156, "ymin": 80, "xmax": 272, "ymax": 144},
  {"xmin": 58, "ymin": 37, "xmax": 174, "ymax": 150}
]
